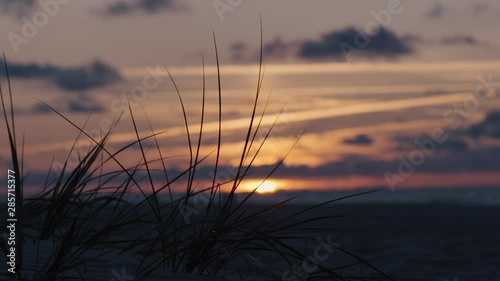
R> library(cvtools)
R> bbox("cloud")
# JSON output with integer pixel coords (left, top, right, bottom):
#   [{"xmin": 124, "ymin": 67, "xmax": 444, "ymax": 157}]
[
  {"xmin": 229, "ymin": 42, "xmax": 248, "ymax": 62},
  {"xmin": 101, "ymin": 0, "xmax": 185, "ymax": 16},
  {"xmin": 263, "ymin": 37, "xmax": 301, "ymax": 60},
  {"xmin": 401, "ymin": 34, "xmax": 428, "ymax": 45},
  {"xmin": 438, "ymin": 34, "xmax": 493, "ymax": 49},
  {"xmin": 423, "ymin": 2, "xmax": 493, "ymax": 20},
  {"xmin": 390, "ymin": 111, "xmax": 500, "ymax": 160},
  {"xmin": 0, "ymin": 0, "xmax": 35, "ymax": 17},
  {"xmin": 441, "ymin": 35, "xmax": 479, "ymax": 46},
  {"xmin": 393, "ymin": 111, "xmax": 500, "ymax": 157},
  {"xmin": 424, "ymin": 3, "xmax": 446, "ymax": 19},
  {"xmin": 470, "ymin": 3, "xmax": 489, "ymax": 16},
  {"xmin": 439, "ymin": 139, "xmax": 469, "ymax": 152},
  {"xmin": 30, "ymin": 103, "xmax": 52, "ymax": 114},
  {"xmin": 0, "ymin": 59, "xmax": 122, "ymax": 91},
  {"xmin": 395, "ymin": 134, "xmax": 470, "ymax": 153},
  {"xmin": 466, "ymin": 111, "xmax": 500, "ymax": 139},
  {"xmin": 31, "ymin": 94, "xmax": 105, "ymax": 114},
  {"xmin": 66, "ymin": 95, "xmax": 105, "ymax": 113},
  {"xmin": 298, "ymin": 27, "xmax": 413, "ymax": 61},
  {"xmin": 343, "ymin": 134, "xmax": 374, "ymax": 146},
  {"xmin": 231, "ymin": 27, "xmax": 414, "ymax": 63},
  {"xmin": 229, "ymin": 37, "xmax": 302, "ymax": 63},
  {"xmin": 402, "ymin": 33, "xmax": 491, "ymax": 49},
  {"xmin": 184, "ymin": 141, "xmax": 500, "ymax": 182}
]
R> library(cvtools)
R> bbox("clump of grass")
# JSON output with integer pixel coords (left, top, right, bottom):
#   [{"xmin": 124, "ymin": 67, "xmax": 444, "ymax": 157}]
[{"xmin": 0, "ymin": 27, "xmax": 394, "ymax": 281}]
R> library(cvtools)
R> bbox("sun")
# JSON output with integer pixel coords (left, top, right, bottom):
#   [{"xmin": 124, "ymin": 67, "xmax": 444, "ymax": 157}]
[
  {"xmin": 240, "ymin": 180, "xmax": 279, "ymax": 194},
  {"xmin": 256, "ymin": 181, "xmax": 277, "ymax": 194}
]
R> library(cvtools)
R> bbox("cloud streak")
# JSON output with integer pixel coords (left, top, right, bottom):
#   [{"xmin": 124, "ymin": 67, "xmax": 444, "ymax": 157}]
[
  {"xmin": 30, "ymin": 94, "xmax": 105, "ymax": 114},
  {"xmin": 424, "ymin": 3, "xmax": 446, "ymax": 19},
  {"xmin": 164, "ymin": 142, "xmax": 500, "ymax": 182},
  {"xmin": 1, "ymin": 59, "xmax": 122, "ymax": 91},
  {"xmin": 441, "ymin": 35, "xmax": 479, "ymax": 46},
  {"xmin": 470, "ymin": 3, "xmax": 489, "ymax": 16},
  {"xmin": 0, "ymin": 0, "xmax": 35, "ymax": 17},
  {"xmin": 466, "ymin": 111, "xmax": 500, "ymax": 139},
  {"xmin": 23, "ymin": 92, "xmax": 475, "ymax": 155},
  {"xmin": 101, "ymin": 0, "xmax": 185, "ymax": 16},
  {"xmin": 343, "ymin": 134, "xmax": 374, "ymax": 146}
]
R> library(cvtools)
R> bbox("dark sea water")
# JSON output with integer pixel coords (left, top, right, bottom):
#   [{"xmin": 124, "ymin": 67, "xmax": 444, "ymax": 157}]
[
  {"xmin": 2, "ymin": 188, "xmax": 499, "ymax": 280},
  {"xmin": 241, "ymin": 188, "xmax": 500, "ymax": 280},
  {"xmin": 322, "ymin": 205, "xmax": 500, "ymax": 281}
]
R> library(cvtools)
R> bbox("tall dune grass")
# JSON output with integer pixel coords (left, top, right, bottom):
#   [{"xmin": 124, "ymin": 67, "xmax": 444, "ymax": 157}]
[{"xmin": 0, "ymin": 31, "xmax": 394, "ymax": 281}]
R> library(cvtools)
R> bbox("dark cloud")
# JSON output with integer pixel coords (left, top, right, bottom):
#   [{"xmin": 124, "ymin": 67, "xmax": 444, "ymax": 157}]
[
  {"xmin": 441, "ymin": 35, "xmax": 479, "ymax": 46},
  {"xmin": 101, "ymin": 0, "xmax": 184, "ymax": 16},
  {"xmin": 263, "ymin": 37, "xmax": 300, "ymax": 59},
  {"xmin": 229, "ymin": 42, "xmax": 248, "ymax": 62},
  {"xmin": 470, "ymin": 3, "xmax": 489, "ymax": 16},
  {"xmin": 401, "ymin": 34, "xmax": 428, "ymax": 45},
  {"xmin": 423, "ymin": 3, "xmax": 495, "ymax": 20},
  {"xmin": 439, "ymin": 34, "xmax": 492, "ymax": 49},
  {"xmin": 434, "ymin": 139, "xmax": 469, "ymax": 152},
  {"xmin": 395, "ymin": 111, "xmax": 500, "ymax": 155},
  {"xmin": 67, "ymin": 95, "xmax": 105, "ymax": 113},
  {"xmin": 229, "ymin": 37, "xmax": 302, "ymax": 63},
  {"xmin": 14, "ymin": 121, "xmax": 500, "ymax": 190},
  {"xmin": 230, "ymin": 28, "xmax": 413, "ymax": 63},
  {"xmin": 104, "ymin": 1, "xmax": 134, "ymax": 15},
  {"xmin": 395, "ymin": 135, "xmax": 469, "ymax": 153},
  {"xmin": 298, "ymin": 27, "xmax": 413, "ymax": 61},
  {"xmin": 30, "ymin": 103, "xmax": 52, "ymax": 114},
  {"xmin": 343, "ymin": 134, "xmax": 374, "ymax": 146},
  {"xmin": 466, "ymin": 111, "xmax": 500, "ymax": 139},
  {"xmin": 17, "ymin": 145, "xmax": 500, "ymax": 190},
  {"xmin": 403, "ymin": 33, "xmax": 490, "ymax": 49},
  {"xmin": 182, "ymin": 142, "xmax": 500, "ymax": 182},
  {"xmin": 0, "ymin": 0, "xmax": 35, "ymax": 17},
  {"xmin": 424, "ymin": 3, "xmax": 446, "ymax": 19},
  {"xmin": 30, "ymin": 94, "xmax": 105, "ymax": 114},
  {"xmin": 0, "ymin": 59, "xmax": 121, "ymax": 91}
]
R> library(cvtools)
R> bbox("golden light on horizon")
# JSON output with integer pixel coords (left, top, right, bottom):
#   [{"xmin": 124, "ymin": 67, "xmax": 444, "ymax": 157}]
[
  {"xmin": 256, "ymin": 181, "xmax": 277, "ymax": 194},
  {"xmin": 240, "ymin": 180, "xmax": 278, "ymax": 194}
]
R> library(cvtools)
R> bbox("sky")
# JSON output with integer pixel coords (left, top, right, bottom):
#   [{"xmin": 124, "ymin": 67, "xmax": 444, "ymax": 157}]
[{"xmin": 0, "ymin": 0, "xmax": 500, "ymax": 194}]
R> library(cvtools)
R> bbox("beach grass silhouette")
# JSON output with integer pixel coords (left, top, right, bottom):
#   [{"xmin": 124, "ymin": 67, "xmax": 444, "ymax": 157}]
[{"xmin": 0, "ymin": 29, "xmax": 393, "ymax": 281}]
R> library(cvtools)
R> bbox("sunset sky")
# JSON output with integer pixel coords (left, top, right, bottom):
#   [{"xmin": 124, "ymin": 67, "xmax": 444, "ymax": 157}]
[{"xmin": 1, "ymin": 0, "xmax": 500, "ymax": 194}]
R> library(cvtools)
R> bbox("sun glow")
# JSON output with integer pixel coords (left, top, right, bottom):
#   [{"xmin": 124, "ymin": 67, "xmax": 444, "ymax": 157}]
[
  {"xmin": 240, "ymin": 180, "xmax": 278, "ymax": 194},
  {"xmin": 255, "ymin": 181, "xmax": 277, "ymax": 194}
]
